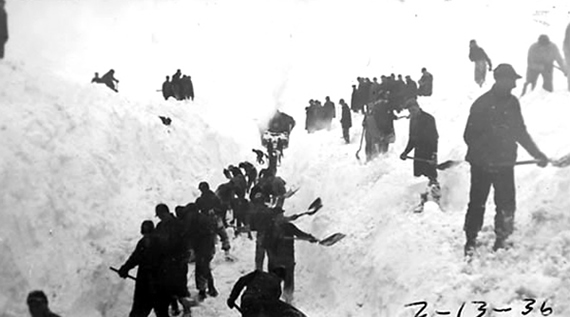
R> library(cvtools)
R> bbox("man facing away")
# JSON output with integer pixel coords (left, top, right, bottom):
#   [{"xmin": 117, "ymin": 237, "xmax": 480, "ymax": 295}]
[
  {"xmin": 522, "ymin": 34, "xmax": 566, "ymax": 95},
  {"xmin": 417, "ymin": 67, "xmax": 433, "ymax": 96},
  {"xmin": 118, "ymin": 220, "xmax": 163, "ymax": 317},
  {"xmin": 463, "ymin": 64, "xmax": 549, "ymax": 256}
]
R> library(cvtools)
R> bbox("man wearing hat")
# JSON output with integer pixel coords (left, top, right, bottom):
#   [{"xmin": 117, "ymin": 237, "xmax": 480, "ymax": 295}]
[
  {"xmin": 399, "ymin": 99, "xmax": 440, "ymax": 212},
  {"xmin": 463, "ymin": 64, "xmax": 549, "ymax": 256}
]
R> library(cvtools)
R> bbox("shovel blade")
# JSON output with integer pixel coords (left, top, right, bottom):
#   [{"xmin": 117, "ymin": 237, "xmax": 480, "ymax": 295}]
[
  {"xmin": 436, "ymin": 160, "xmax": 462, "ymax": 170},
  {"xmin": 552, "ymin": 153, "xmax": 570, "ymax": 168},
  {"xmin": 319, "ymin": 233, "xmax": 346, "ymax": 246}
]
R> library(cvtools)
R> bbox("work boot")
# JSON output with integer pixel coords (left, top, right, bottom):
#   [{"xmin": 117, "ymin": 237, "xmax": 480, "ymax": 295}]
[
  {"xmin": 464, "ymin": 238, "xmax": 476, "ymax": 257},
  {"xmin": 413, "ymin": 193, "xmax": 428, "ymax": 213},
  {"xmin": 198, "ymin": 290, "xmax": 207, "ymax": 302},
  {"xmin": 493, "ymin": 237, "xmax": 513, "ymax": 251},
  {"xmin": 207, "ymin": 286, "xmax": 219, "ymax": 297}
]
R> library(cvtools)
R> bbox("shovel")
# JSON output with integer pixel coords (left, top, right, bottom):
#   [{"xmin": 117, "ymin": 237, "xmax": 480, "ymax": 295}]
[
  {"xmin": 289, "ymin": 198, "xmax": 323, "ymax": 220},
  {"xmin": 318, "ymin": 233, "xmax": 346, "ymax": 246},
  {"xmin": 405, "ymin": 156, "xmax": 462, "ymax": 170},
  {"xmin": 110, "ymin": 266, "xmax": 136, "ymax": 281}
]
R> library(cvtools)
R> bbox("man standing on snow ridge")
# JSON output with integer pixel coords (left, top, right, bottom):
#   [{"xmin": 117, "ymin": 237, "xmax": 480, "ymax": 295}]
[
  {"xmin": 0, "ymin": 0, "xmax": 7, "ymax": 59},
  {"xmin": 463, "ymin": 64, "xmax": 549, "ymax": 256},
  {"xmin": 417, "ymin": 67, "xmax": 433, "ymax": 97},
  {"xmin": 522, "ymin": 34, "xmax": 566, "ymax": 95},
  {"xmin": 469, "ymin": 39, "xmax": 493, "ymax": 87},
  {"xmin": 100, "ymin": 69, "xmax": 120, "ymax": 92}
]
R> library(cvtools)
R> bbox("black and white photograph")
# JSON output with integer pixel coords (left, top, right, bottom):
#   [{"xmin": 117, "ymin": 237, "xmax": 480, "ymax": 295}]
[{"xmin": 2, "ymin": 0, "xmax": 570, "ymax": 316}]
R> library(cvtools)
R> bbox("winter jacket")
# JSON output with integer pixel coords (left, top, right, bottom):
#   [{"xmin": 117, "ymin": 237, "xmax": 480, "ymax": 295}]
[
  {"xmin": 323, "ymin": 101, "xmax": 336, "ymax": 119},
  {"xmin": 403, "ymin": 109, "xmax": 438, "ymax": 177},
  {"xmin": 350, "ymin": 87, "xmax": 359, "ymax": 111},
  {"xmin": 196, "ymin": 189, "xmax": 222, "ymax": 214},
  {"xmin": 228, "ymin": 270, "xmax": 282, "ymax": 305},
  {"xmin": 464, "ymin": 85, "xmax": 543, "ymax": 167},
  {"xmin": 264, "ymin": 220, "xmax": 315, "ymax": 266},
  {"xmin": 120, "ymin": 234, "xmax": 160, "ymax": 298},
  {"xmin": 527, "ymin": 41, "xmax": 565, "ymax": 71},
  {"xmin": 0, "ymin": 8, "xmax": 8, "ymax": 40},
  {"xmin": 374, "ymin": 101, "xmax": 396, "ymax": 135},
  {"xmin": 340, "ymin": 103, "xmax": 352, "ymax": 128},
  {"xmin": 418, "ymin": 72, "xmax": 433, "ymax": 96},
  {"xmin": 469, "ymin": 46, "xmax": 491, "ymax": 65}
]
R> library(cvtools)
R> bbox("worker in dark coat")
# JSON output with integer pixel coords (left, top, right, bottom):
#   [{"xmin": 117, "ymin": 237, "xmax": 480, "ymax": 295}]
[
  {"xmin": 0, "ymin": 1, "xmax": 7, "ymax": 59},
  {"xmin": 417, "ymin": 67, "xmax": 433, "ymax": 96},
  {"xmin": 522, "ymin": 34, "xmax": 566, "ymax": 94},
  {"xmin": 263, "ymin": 208, "xmax": 318, "ymax": 304},
  {"xmin": 153, "ymin": 204, "xmax": 194, "ymax": 316},
  {"xmin": 400, "ymin": 100, "xmax": 438, "ymax": 180},
  {"xmin": 100, "ymin": 69, "xmax": 120, "ymax": 92},
  {"xmin": 162, "ymin": 76, "xmax": 173, "ymax": 100},
  {"xmin": 469, "ymin": 40, "xmax": 493, "ymax": 87},
  {"xmin": 339, "ymin": 98, "xmax": 352, "ymax": 143},
  {"xmin": 400, "ymin": 99, "xmax": 440, "ymax": 211},
  {"xmin": 350, "ymin": 84, "xmax": 359, "ymax": 112},
  {"xmin": 118, "ymin": 220, "xmax": 162, "ymax": 317},
  {"xmin": 463, "ymin": 64, "xmax": 549, "ymax": 256}
]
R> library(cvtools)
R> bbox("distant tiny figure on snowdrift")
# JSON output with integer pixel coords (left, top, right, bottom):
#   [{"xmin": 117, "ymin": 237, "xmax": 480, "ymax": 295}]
[{"xmin": 92, "ymin": 69, "xmax": 120, "ymax": 92}]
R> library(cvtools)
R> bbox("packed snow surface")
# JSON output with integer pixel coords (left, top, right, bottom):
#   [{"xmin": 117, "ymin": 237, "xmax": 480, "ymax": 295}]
[{"xmin": 2, "ymin": 0, "xmax": 570, "ymax": 316}]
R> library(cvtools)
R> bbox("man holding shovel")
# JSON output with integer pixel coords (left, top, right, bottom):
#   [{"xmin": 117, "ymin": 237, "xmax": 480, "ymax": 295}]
[
  {"xmin": 399, "ymin": 99, "xmax": 440, "ymax": 212},
  {"xmin": 463, "ymin": 64, "xmax": 549, "ymax": 256}
]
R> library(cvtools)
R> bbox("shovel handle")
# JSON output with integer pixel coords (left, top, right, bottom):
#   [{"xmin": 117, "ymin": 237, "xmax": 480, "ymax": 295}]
[
  {"xmin": 110, "ymin": 266, "xmax": 137, "ymax": 281},
  {"xmin": 405, "ymin": 156, "xmax": 436, "ymax": 165}
]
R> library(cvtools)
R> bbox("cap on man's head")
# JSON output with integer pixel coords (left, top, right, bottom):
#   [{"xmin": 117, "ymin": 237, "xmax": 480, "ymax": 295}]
[
  {"xmin": 538, "ymin": 34, "xmax": 550, "ymax": 45},
  {"xmin": 493, "ymin": 64, "xmax": 522, "ymax": 80},
  {"xmin": 27, "ymin": 290, "xmax": 48, "ymax": 305},
  {"xmin": 198, "ymin": 181, "xmax": 209, "ymax": 191},
  {"xmin": 155, "ymin": 203, "xmax": 169, "ymax": 216}
]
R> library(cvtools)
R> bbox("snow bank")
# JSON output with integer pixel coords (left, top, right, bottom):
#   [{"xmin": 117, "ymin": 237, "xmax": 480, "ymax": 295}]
[{"xmin": 3, "ymin": 0, "xmax": 570, "ymax": 316}]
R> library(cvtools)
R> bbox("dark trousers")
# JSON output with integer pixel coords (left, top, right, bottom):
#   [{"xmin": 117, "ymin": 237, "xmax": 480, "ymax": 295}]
[
  {"xmin": 526, "ymin": 65, "xmax": 554, "ymax": 92},
  {"xmin": 0, "ymin": 40, "xmax": 4, "ymax": 59},
  {"xmin": 267, "ymin": 255, "xmax": 295, "ymax": 303},
  {"xmin": 195, "ymin": 252, "xmax": 214, "ymax": 292},
  {"xmin": 255, "ymin": 232, "xmax": 267, "ymax": 270},
  {"xmin": 464, "ymin": 165, "xmax": 516, "ymax": 241},
  {"xmin": 342, "ymin": 127, "xmax": 350, "ymax": 143}
]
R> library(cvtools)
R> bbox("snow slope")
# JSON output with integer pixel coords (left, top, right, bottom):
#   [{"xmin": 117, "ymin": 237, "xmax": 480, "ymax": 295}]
[{"xmin": 2, "ymin": 0, "xmax": 570, "ymax": 316}]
